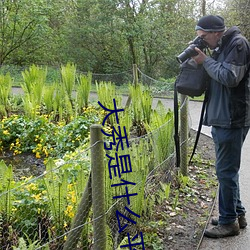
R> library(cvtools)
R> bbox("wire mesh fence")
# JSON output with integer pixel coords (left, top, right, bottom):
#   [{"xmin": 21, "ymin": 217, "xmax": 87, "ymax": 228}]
[
  {"xmin": 0, "ymin": 65, "xmax": 190, "ymax": 249},
  {"xmin": 0, "ymin": 64, "xmax": 174, "ymax": 97}
]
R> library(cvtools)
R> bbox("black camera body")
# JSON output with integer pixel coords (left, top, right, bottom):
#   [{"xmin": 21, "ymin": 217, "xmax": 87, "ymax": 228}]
[{"xmin": 176, "ymin": 36, "xmax": 208, "ymax": 63}]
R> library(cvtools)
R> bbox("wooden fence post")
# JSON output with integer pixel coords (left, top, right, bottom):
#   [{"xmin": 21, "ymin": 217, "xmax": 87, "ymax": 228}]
[
  {"xmin": 91, "ymin": 124, "xmax": 106, "ymax": 250},
  {"xmin": 125, "ymin": 64, "xmax": 138, "ymax": 108},
  {"xmin": 180, "ymin": 94, "xmax": 188, "ymax": 176},
  {"xmin": 133, "ymin": 63, "xmax": 138, "ymax": 86}
]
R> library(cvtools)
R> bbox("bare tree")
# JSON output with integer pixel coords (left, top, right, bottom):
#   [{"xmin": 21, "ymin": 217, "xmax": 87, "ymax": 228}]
[{"xmin": 0, "ymin": 0, "xmax": 48, "ymax": 65}]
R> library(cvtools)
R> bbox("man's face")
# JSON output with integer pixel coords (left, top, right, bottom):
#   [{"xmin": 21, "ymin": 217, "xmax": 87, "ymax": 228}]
[{"xmin": 196, "ymin": 30, "xmax": 221, "ymax": 49}]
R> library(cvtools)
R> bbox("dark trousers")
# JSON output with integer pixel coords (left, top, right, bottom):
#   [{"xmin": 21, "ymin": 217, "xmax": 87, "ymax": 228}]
[{"xmin": 211, "ymin": 126, "xmax": 249, "ymax": 225}]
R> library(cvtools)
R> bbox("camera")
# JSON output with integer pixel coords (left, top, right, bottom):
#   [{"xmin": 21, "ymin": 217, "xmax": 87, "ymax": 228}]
[{"xmin": 176, "ymin": 36, "xmax": 208, "ymax": 64}]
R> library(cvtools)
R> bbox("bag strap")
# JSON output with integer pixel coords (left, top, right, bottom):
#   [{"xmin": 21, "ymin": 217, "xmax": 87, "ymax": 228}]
[
  {"xmin": 174, "ymin": 80, "xmax": 180, "ymax": 168},
  {"xmin": 189, "ymin": 91, "xmax": 208, "ymax": 164},
  {"xmin": 174, "ymin": 80, "xmax": 208, "ymax": 168}
]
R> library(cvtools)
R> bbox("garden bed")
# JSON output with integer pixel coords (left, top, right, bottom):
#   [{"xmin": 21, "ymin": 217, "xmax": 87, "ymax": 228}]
[{"xmin": 0, "ymin": 152, "xmax": 45, "ymax": 180}]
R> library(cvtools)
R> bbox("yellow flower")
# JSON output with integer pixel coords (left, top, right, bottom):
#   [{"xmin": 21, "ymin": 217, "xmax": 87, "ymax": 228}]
[
  {"xmin": 32, "ymin": 193, "xmax": 42, "ymax": 201},
  {"xmin": 42, "ymin": 147, "xmax": 49, "ymax": 157},
  {"xmin": 71, "ymin": 195, "xmax": 76, "ymax": 204},
  {"xmin": 14, "ymin": 149, "xmax": 22, "ymax": 155},
  {"xmin": 65, "ymin": 205, "xmax": 74, "ymax": 218},
  {"xmin": 3, "ymin": 130, "xmax": 9, "ymax": 135},
  {"xmin": 12, "ymin": 207, "xmax": 17, "ymax": 212},
  {"xmin": 36, "ymin": 152, "xmax": 41, "ymax": 159},
  {"xmin": 26, "ymin": 183, "xmax": 37, "ymax": 191}
]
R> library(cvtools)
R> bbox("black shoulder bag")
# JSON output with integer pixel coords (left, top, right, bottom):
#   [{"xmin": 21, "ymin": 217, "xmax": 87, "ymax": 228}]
[
  {"xmin": 175, "ymin": 58, "xmax": 208, "ymax": 97},
  {"xmin": 174, "ymin": 58, "xmax": 210, "ymax": 168}
]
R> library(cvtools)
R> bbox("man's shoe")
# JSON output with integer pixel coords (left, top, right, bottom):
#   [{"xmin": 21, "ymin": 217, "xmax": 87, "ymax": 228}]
[
  {"xmin": 211, "ymin": 214, "xmax": 247, "ymax": 229},
  {"xmin": 204, "ymin": 222, "xmax": 240, "ymax": 238},
  {"xmin": 238, "ymin": 215, "xmax": 248, "ymax": 228}
]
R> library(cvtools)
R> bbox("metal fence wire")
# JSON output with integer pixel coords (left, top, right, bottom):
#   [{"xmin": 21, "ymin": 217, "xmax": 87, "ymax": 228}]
[{"xmin": 0, "ymin": 67, "xmax": 190, "ymax": 249}]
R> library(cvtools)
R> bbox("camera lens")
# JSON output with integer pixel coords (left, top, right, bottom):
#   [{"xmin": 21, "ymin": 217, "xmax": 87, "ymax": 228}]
[
  {"xmin": 176, "ymin": 37, "xmax": 208, "ymax": 63},
  {"xmin": 176, "ymin": 45, "xmax": 198, "ymax": 63}
]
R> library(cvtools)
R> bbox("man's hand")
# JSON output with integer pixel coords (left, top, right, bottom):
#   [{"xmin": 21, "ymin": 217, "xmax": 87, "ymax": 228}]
[{"xmin": 192, "ymin": 47, "xmax": 207, "ymax": 64}]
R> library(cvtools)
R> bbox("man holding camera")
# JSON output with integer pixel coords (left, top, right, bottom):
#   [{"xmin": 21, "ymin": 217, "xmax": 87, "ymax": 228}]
[{"xmin": 192, "ymin": 15, "xmax": 250, "ymax": 238}]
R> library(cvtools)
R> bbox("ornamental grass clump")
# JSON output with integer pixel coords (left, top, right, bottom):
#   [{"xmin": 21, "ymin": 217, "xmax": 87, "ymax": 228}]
[
  {"xmin": 145, "ymin": 100, "xmax": 174, "ymax": 164},
  {"xmin": 0, "ymin": 73, "xmax": 12, "ymax": 117},
  {"xmin": 96, "ymin": 81, "xmax": 122, "ymax": 126},
  {"xmin": 21, "ymin": 65, "xmax": 47, "ymax": 118},
  {"xmin": 76, "ymin": 72, "xmax": 92, "ymax": 112},
  {"xmin": 129, "ymin": 83, "xmax": 153, "ymax": 135},
  {"xmin": 60, "ymin": 63, "xmax": 76, "ymax": 104}
]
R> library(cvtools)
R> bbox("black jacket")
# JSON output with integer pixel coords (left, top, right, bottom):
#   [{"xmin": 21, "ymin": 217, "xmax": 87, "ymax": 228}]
[{"xmin": 203, "ymin": 26, "xmax": 250, "ymax": 128}]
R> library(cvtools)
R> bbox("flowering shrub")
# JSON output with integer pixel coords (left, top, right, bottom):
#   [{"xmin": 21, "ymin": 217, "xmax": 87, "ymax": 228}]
[
  {"xmin": 0, "ymin": 98, "xmax": 105, "ymax": 247},
  {"xmin": 0, "ymin": 143, "xmax": 91, "ymax": 246},
  {"xmin": 0, "ymin": 105, "xmax": 101, "ymax": 158},
  {"xmin": 12, "ymin": 177, "xmax": 49, "ymax": 239}
]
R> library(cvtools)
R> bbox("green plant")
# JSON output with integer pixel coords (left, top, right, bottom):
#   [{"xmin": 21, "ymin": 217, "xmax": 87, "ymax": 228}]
[
  {"xmin": 0, "ymin": 73, "xmax": 12, "ymax": 117},
  {"xmin": 42, "ymin": 157, "xmax": 90, "ymax": 237},
  {"xmin": 105, "ymin": 138, "xmax": 151, "ymax": 214},
  {"xmin": 0, "ymin": 115, "xmax": 57, "ymax": 157},
  {"xmin": 178, "ymin": 173, "xmax": 191, "ymax": 189},
  {"xmin": 0, "ymin": 161, "xmax": 15, "ymax": 222},
  {"xmin": 96, "ymin": 81, "xmax": 122, "ymax": 126},
  {"xmin": 172, "ymin": 190, "xmax": 180, "ymax": 210},
  {"xmin": 60, "ymin": 62, "xmax": 76, "ymax": 102},
  {"xmin": 0, "ymin": 109, "xmax": 101, "ymax": 158},
  {"xmin": 43, "ymin": 84, "xmax": 56, "ymax": 114},
  {"xmin": 12, "ymin": 176, "xmax": 49, "ymax": 241},
  {"xmin": 145, "ymin": 100, "xmax": 174, "ymax": 164},
  {"xmin": 129, "ymin": 83, "xmax": 152, "ymax": 125},
  {"xmin": 141, "ymin": 89, "xmax": 153, "ymax": 124},
  {"xmin": 0, "ymin": 141, "xmax": 92, "ymax": 248},
  {"xmin": 159, "ymin": 182, "xmax": 171, "ymax": 201},
  {"xmin": 44, "ymin": 158, "xmax": 91, "ymax": 248},
  {"xmin": 13, "ymin": 238, "xmax": 39, "ymax": 250},
  {"xmin": 13, "ymin": 233, "xmax": 49, "ymax": 250},
  {"xmin": 0, "ymin": 65, "xmax": 24, "ymax": 86},
  {"xmin": 76, "ymin": 72, "xmax": 92, "ymax": 111},
  {"xmin": 21, "ymin": 65, "xmax": 47, "ymax": 118},
  {"xmin": 52, "ymin": 83, "xmax": 66, "ymax": 121},
  {"xmin": 42, "ymin": 159, "xmax": 70, "ymax": 247},
  {"xmin": 115, "ymin": 108, "xmax": 132, "ymax": 138},
  {"xmin": 0, "ymin": 161, "xmax": 18, "ymax": 248},
  {"xmin": 143, "ymin": 232, "xmax": 163, "ymax": 250},
  {"xmin": 104, "ymin": 135, "xmax": 153, "ymax": 248}
]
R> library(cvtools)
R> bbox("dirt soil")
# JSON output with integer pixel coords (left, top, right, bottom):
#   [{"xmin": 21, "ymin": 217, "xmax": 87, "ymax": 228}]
[
  {"xmin": 0, "ymin": 152, "xmax": 45, "ymax": 180},
  {"xmin": 148, "ymin": 130, "xmax": 217, "ymax": 250}
]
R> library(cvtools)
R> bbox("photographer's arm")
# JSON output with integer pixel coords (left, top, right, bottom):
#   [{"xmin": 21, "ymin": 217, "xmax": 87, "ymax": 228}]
[{"xmin": 193, "ymin": 44, "xmax": 250, "ymax": 88}]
